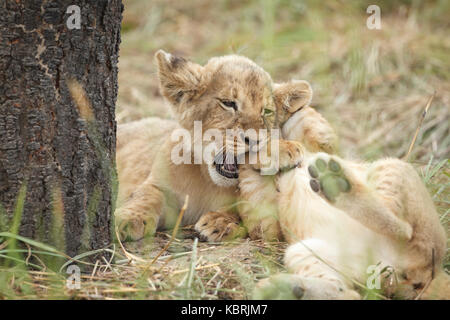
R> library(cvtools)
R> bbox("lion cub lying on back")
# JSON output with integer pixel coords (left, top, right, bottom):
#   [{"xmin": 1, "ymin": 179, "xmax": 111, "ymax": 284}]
[
  {"xmin": 249, "ymin": 109, "xmax": 449, "ymax": 299},
  {"xmin": 116, "ymin": 50, "xmax": 335, "ymax": 241}
]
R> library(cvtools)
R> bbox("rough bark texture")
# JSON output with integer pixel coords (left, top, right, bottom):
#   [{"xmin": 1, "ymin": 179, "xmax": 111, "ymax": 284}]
[{"xmin": 0, "ymin": 0, "xmax": 122, "ymax": 257}]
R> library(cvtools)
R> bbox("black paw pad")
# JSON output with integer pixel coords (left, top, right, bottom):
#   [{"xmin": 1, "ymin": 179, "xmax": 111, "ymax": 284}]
[
  {"xmin": 293, "ymin": 285, "xmax": 305, "ymax": 299},
  {"xmin": 310, "ymin": 179, "xmax": 320, "ymax": 192}
]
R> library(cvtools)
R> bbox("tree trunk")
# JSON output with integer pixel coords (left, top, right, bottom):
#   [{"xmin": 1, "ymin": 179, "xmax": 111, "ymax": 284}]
[{"xmin": 0, "ymin": 0, "xmax": 122, "ymax": 258}]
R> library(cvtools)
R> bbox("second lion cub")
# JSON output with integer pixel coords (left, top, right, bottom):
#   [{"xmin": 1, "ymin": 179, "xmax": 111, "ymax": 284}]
[{"xmin": 251, "ymin": 110, "xmax": 448, "ymax": 299}]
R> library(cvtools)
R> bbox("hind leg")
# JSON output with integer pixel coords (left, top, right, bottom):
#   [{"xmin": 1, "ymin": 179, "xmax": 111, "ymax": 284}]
[
  {"xmin": 253, "ymin": 239, "xmax": 360, "ymax": 300},
  {"xmin": 307, "ymin": 153, "xmax": 412, "ymax": 241},
  {"xmin": 366, "ymin": 158, "xmax": 416, "ymax": 221}
]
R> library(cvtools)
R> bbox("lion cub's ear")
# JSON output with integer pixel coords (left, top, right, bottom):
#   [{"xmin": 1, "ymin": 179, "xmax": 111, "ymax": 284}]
[
  {"xmin": 155, "ymin": 50, "xmax": 207, "ymax": 107},
  {"xmin": 274, "ymin": 80, "xmax": 312, "ymax": 123}
]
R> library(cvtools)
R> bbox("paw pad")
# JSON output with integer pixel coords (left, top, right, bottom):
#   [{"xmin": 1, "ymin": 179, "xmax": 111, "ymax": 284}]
[
  {"xmin": 315, "ymin": 158, "xmax": 327, "ymax": 171},
  {"xmin": 308, "ymin": 165, "xmax": 319, "ymax": 178},
  {"xmin": 308, "ymin": 157, "xmax": 351, "ymax": 202},
  {"xmin": 253, "ymin": 274, "xmax": 306, "ymax": 300},
  {"xmin": 292, "ymin": 285, "xmax": 305, "ymax": 299},
  {"xmin": 309, "ymin": 179, "xmax": 320, "ymax": 192},
  {"xmin": 329, "ymin": 159, "xmax": 341, "ymax": 172}
]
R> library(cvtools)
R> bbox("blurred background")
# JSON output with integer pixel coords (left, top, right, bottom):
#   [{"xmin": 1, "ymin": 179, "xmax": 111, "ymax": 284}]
[{"xmin": 118, "ymin": 0, "xmax": 449, "ymax": 164}]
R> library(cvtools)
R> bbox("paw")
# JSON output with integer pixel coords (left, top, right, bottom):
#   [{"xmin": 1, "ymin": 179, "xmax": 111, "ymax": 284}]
[
  {"xmin": 253, "ymin": 274, "xmax": 306, "ymax": 300},
  {"xmin": 247, "ymin": 221, "xmax": 283, "ymax": 242},
  {"xmin": 253, "ymin": 274, "xmax": 361, "ymax": 300},
  {"xmin": 278, "ymin": 140, "xmax": 304, "ymax": 171},
  {"xmin": 115, "ymin": 208, "xmax": 157, "ymax": 242},
  {"xmin": 194, "ymin": 212, "xmax": 247, "ymax": 242},
  {"xmin": 308, "ymin": 156, "xmax": 351, "ymax": 202},
  {"xmin": 303, "ymin": 124, "xmax": 337, "ymax": 154}
]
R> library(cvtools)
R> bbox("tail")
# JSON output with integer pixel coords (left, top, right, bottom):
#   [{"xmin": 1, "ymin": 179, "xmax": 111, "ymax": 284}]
[{"xmin": 421, "ymin": 270, "xmax": 450, "ymax": 300}]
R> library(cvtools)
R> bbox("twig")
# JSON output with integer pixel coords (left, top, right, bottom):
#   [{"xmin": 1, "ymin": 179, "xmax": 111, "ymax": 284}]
[
  {"xmin": 186, "ymin": 237, "xmax": 198, "ymax": 290},
  {"xmin": 0, "ymin": 240, "xmax": 8, "ymax": 251},
  {"xmin": 115, "ymin": 227, "xmax": 149, "ymax": 264},
  {"xmin": 404, "ymin": 92, "xmax": 435, "ymax": 162},
  {"xmin": 90, "ymin": 260, "xmax": 99, "ymax": 278},
  {"xmin": 102, "ymin": 256, "xmax": 119, "ymax": 275},
  {"xmin": 25, "ymin": 243, "xmax": 32, "ymax": 266},
  {"xmin": 206, "ymin": 266, "xmax": 222, "ymax": 286}
]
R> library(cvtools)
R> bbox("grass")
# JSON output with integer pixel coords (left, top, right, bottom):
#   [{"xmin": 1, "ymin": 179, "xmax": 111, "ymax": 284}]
[
  {"xmin": 0, "ymin": 229, "xmax": 287, "ymax": 299},
  {"xmin": 0, "ymin": 0, "xmax": 449, "ymax": 299}
]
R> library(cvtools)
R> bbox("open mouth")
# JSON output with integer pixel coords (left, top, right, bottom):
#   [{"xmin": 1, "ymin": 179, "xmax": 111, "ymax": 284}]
[{"xmin": 214, "ymin": 153, "xmax": 239, "ymax": 179}]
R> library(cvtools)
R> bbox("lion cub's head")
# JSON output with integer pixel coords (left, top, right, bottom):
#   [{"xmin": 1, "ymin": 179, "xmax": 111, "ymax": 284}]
[{"xmin": 155, "ymin": 50, "xmax": 312, "ymax": 187}]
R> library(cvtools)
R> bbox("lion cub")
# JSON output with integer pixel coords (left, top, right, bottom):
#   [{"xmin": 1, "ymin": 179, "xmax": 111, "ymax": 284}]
[
  {"xmin": 251, "ymin": 110, "xmax": 449, "ymax": 299},
  {"xmin": 115, "ymin": 50, "xmax": 335, "ymax": 242}
]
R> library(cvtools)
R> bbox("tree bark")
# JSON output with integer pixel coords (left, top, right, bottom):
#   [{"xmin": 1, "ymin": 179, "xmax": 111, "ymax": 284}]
[{"xmin": 0, "ymin": 0, "xmax": 122, "ymax": 258}]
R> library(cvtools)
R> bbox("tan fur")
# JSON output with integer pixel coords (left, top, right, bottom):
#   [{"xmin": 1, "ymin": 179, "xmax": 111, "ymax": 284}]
[
  {"xmin": 115, "ymin": 51, "xmax": 333, "ymax": 241},
  {"xmin": 237, "ymin": 106, "xmax": 337, "ymax": 241},
  {"xmin": 250, "ymin": 110, "xmax": 449, "ymax": 300}
]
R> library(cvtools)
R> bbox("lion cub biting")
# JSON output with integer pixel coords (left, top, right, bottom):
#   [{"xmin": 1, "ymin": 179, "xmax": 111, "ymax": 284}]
[
  {"xmin": 115, "ymin": 50, "xmax": 335, "ymax": 241},
  {"xmin": 251, "ymin": 109, "xmax": 449, "ymax": 299}
]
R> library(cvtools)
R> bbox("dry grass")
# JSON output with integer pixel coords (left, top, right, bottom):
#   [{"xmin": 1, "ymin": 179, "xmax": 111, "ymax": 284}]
[
  {"xmin": 0, "ymin": 229, "xmax": 287, "ymax": 299},
  {"xmin": 0, "ymin": 0, "xmax": 448, "ymax": 300}
]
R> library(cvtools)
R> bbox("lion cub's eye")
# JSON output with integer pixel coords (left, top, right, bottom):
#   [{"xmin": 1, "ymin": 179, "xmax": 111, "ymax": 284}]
[
  {"xmin": 219, "ymin": 99, "xmax": 237, "ymax": 111},
  {"xmin": 263, "ymin": 108, "xmax": 274, "ymax": 116}
]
